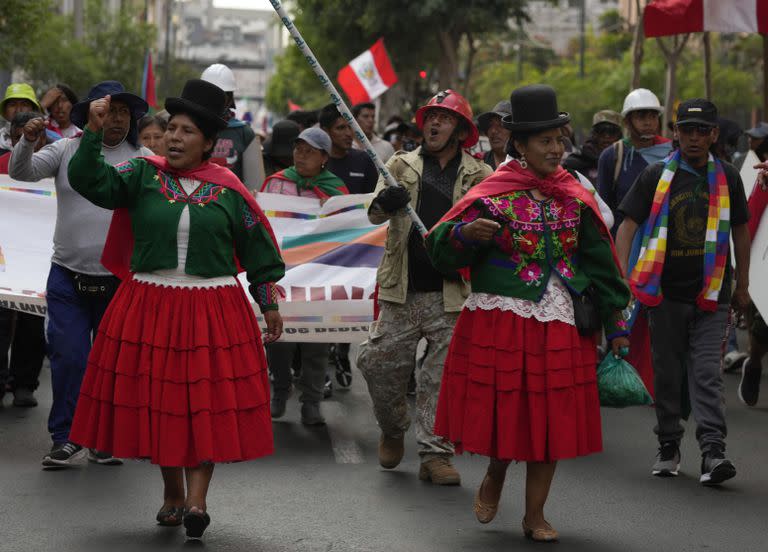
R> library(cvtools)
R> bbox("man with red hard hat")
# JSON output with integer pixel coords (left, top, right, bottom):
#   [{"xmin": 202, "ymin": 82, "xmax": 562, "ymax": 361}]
[{"xmin": 357, "ymin": 90, "xmax": 491, "ymax": 485}]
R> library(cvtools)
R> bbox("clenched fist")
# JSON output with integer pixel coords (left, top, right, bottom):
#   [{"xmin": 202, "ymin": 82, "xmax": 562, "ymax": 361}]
[
  {"xmin": 460, "ymin": 218, "xmax": 501, "ymax": 242},
  {"xmin": 22, "ymin": 117, "xmax": 46, "ymax": 143},
  {"xmin": 87, "ymin": 95, "xmax": 111, "ymax": 133}
]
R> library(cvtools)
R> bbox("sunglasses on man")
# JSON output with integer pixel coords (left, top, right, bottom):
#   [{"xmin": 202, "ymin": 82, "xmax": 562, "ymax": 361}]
[
  {"xmin": 675, "ymin": 123, "xmax": 715, "ymax": 136},
  {"xmin": 593, "ymin": 123, "xmax": 622, "ymax": 137}
]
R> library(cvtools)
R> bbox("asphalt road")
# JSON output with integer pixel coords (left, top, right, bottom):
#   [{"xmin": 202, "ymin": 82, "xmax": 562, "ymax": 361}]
[{"xmin": 0, "ymin": 352, "xmax": 766, "ymax": 552}]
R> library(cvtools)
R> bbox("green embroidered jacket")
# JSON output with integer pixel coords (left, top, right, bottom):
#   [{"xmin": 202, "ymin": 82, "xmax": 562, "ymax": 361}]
[
  {"xmin": 68, "ymin": 128, "xmax": 285, "ymax": 312},
  {"xmin": 426, "ymin": 191, "xmax": 631, "ymax": 338}
]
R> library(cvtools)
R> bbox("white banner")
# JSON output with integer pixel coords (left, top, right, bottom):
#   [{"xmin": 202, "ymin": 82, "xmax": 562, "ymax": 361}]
[{"xmin": 0, "ymin": 175, "xmax": 385, "ymax": 343}]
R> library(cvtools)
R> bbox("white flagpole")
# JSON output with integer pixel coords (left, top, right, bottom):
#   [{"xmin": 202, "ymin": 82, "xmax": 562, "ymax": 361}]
[
  {"xmin": 267, "ymin": 0, "xmax": 429, "ymax": 237},
  {"xmin": 374, "ymin": 96, "xmax": 382, "ymax": 133}
]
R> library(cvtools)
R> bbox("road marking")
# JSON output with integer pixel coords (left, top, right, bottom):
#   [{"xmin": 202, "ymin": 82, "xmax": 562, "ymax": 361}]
[{"xmin": 322, "ymin": 401, "xmax": 365, "ymax": 464}]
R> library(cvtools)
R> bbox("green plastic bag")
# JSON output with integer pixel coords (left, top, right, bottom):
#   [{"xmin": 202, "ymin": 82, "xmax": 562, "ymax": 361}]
[{"xmin": 597, "ymin": 353, "xmax": 653, "ymax": 408}]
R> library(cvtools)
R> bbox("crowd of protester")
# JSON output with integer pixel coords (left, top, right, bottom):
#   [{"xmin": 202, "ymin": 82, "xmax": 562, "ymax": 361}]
[{"xmin": 2, "ymin": 63, "xmax": 767, "ymax": 543}]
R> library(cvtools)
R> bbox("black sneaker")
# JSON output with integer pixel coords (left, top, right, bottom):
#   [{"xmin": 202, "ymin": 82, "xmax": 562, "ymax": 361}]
[
  {"xmin": 323, "ymin": 375, "xmax": 333, "ymax": 399},
  {"xmin": 270, "ymin": 394, "xmax": 288, "ymax": 419},
  {"xmin": 738, "ymin": 358, "xmax": 762, "ymax": 407},
  {"xmin": 700, "ymin": 448, "xmax": 736, "ymax": 486},
  {"xmin": 42, "ymin": 442, "xmax": 86, "ymax": 468},
  {"xmin": 652, "ymin": 441, "xmax": 680, "ymax": 477},
  {"xmin": 300, "ymin": 401, "xmax": 326, "ymax": 426},
  {"xmin": 87, "ymin": 449, "xmax": 123, "ymax": 465},
  {"xmin": 12, "ymin": 387, "xmax": 38, "ymax": 407}
]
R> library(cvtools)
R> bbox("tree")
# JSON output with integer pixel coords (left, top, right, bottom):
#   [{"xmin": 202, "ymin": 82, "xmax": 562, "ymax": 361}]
[
  {"xmin": 265, "ymin": 0, "xmax": 536, "ymax": 116},
  {"xmin": 0, "ymin": 0, "xmax": 52, "ymax": 72},
  {"xmin": 470, "ymin": 32, "xmax": 760, "ymax": 132},
  {"xmin": 17, "ymin": 0, "xmax": 157, "ymax": 100}
]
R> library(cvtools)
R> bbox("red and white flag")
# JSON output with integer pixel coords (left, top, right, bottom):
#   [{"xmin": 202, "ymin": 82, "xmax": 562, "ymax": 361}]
[
  {"xmin": 645, "ymin": 0, "xmax": 768, "ymax": 37},
  {"xmin": 337, "ymin": 38, "xmax": 398, "ymax": 105}
]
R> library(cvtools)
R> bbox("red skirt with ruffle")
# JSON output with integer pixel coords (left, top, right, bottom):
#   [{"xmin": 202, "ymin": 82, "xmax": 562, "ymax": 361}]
[
  {"xmin": 69, "ymin": 277, "xmax": 273, "ymax": 467},
  {"xmin": 434, "ymin": 307, "xmax": 601, "ymax": 462}
]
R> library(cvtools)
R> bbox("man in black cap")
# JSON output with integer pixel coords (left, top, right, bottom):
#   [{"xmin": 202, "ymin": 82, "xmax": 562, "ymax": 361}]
[
  {"xmin": 9, "ymin": 81, "xmax": 151, "ymax": 469},
  {"xmin": 615, "ymin": 99, "xmax": 751, "ymax": 486},
  {"xmin": 476, "ymin": 101, "xmax": 512, "ymax": 170}
]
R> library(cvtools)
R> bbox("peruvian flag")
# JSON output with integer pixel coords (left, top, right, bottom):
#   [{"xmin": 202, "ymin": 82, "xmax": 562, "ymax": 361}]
[
  {"xmin": 337, "ymin": 38, "xmax": 398, "ymax": 105},
  {"xmin": 645, "ymin": 0, "xmax": 768, "ymax": 37},
  {"xmin": 141, "ymin": 50, "xmax": 158, "ymax": 108}
]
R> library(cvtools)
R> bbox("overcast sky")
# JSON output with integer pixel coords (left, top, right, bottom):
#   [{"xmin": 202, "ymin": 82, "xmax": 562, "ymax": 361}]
[{"xmin": 212, "ymin": 0, "xmax": 275, "ymax": 10}]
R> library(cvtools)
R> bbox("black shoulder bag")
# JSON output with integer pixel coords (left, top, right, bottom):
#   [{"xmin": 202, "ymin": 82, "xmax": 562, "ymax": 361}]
[{"xmin": 569, "ymin": 285, "xmax": 601, "ymax": 337}]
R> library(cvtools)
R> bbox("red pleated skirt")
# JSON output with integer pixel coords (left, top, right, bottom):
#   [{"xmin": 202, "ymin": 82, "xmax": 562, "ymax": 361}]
[
  {"xmin": 434, "ymin": 307, "xmax": 601, "ymax": 463},
  {"xmin": 70, "ymin": 276, "xmax": 274, "ymax": 467}
]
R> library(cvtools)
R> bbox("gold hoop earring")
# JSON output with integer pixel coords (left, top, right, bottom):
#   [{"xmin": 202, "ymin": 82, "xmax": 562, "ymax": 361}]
[{"xmin": 519, "ymin": 154, "xmax": 528, "ymax": 170}]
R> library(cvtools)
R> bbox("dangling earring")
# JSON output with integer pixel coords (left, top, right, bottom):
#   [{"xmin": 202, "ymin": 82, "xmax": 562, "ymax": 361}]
[{"xmin": 519, "ymin": 154, "xmax": 528, "ymax": 169}]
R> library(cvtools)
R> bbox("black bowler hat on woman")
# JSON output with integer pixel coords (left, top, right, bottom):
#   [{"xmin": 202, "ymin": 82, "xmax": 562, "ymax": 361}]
[
  {"xmin": 165, "ymin": 79, "xmax": 228, "ymax": 134},
  {"xmin": 502, "ymin": 84, "xmax": 570, "ymax": 133}
]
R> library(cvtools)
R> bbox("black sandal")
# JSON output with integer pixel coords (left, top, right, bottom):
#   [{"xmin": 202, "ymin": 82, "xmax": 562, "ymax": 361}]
[
  {"xmin": 156, "ymin": 506, "xmax": 184, "ymax": 527},
  {"xmin": 183, "ymin": 509, "xmax": 211, "ymax": 539}
]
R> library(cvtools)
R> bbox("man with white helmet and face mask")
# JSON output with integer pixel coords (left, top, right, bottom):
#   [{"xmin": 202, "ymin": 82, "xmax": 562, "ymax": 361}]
[
  {"xmin": 200, "ymin": 63, "xmax": 265, "ymax": 189},
  {"xmin": 596, "ymin": 88, "xmax": 672, "ymax": 235}
]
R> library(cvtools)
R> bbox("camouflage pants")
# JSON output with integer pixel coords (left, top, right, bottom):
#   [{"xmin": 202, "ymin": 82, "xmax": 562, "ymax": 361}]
[{"xmin": 357, "ymin": 291, "xmax": 458, "ymax": 458}]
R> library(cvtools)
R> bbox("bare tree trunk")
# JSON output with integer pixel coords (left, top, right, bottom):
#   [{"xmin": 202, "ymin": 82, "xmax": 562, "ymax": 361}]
[
  {"xmin": 657, "ymin": 34, "xmax": 690, "ymax": 137},
  {"xmin": 630, "ymin": 0, "xmax": 645, "ymax": 90},
  {"xmin": 462, "ymin": 32, "xmax": 477, "ymax": 97},
  {"xmin": 703, "ymin": 32, "xmax": 712, "ymax": 100},
  {"xmin": 437, "ymin": 30, "xmax": 460, "ymax": 90},
  {"xmin": 764, "ymin": 34, "xmax": 768, "ymax": 119}
]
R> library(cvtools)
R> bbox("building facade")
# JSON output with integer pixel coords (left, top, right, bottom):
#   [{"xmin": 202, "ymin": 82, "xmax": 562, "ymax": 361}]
[{"xmin": 526, "ymin": 0, "xmax": 621, "ymax": 55}]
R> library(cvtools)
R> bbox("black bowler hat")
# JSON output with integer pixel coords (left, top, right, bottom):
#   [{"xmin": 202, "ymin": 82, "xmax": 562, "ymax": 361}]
[
  {"xmin": 676, "ymin": 98, "xmax": 718, "ymax": 127},
  {"xmin": 165, "ymin": 79, "xmax": 228, "ymax": 132},
  {"xmin": 502, "ymin": 84, "xmax": 570, "ymax": 133},
  {"xmin": 70, "ymin": 80, "xmax": 148, "ymax": 129}
]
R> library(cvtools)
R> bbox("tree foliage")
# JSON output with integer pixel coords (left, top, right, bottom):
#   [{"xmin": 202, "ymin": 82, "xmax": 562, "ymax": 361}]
[
  {"xmin": 21, "ymin": 0, "xmax": 156, "ymax": 98},
  {"xmin": 0, "ymin": 0, "xmax": 52, "ymax": 71},
  {"xmin": 470, "ymin": 32, "xmax": 761, "ymax": 132},
  {"xmin": 1, "ymin": 0, "xmax": 185, "ymax": 104},
  {"xmin": 265, "ymin": 0, "xmax": 534, "ymax": 115}
]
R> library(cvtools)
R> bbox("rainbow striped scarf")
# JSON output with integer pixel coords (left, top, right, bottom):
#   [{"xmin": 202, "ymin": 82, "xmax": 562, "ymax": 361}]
[{"xmin": 630, "ymin": 150, "xmax": 730, "ymax": 312}]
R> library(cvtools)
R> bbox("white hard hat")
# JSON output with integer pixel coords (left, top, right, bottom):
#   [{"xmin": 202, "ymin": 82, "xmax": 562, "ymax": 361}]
[
  {"xmin": 201, "ymin": 63, "xmax": 236, "ymax": 93},
  {"xmin": 621, "ymin": 88, "xmax": 664, "ymax": 118}
]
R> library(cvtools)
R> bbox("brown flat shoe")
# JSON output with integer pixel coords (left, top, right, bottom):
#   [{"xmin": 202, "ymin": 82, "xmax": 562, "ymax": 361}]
[
  {"xmin": 473, "ymin": 474, "xmax": 500, "ymax": 524},
  {"xmin": 522, "ymin": 517, "xmax": 559, "ymax": 542}
]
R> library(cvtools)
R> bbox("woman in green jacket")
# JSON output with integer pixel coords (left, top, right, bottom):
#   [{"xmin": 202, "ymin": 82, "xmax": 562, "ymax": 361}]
[
  {"xmin": 427, "ymin": 85, "xmax": 630, "ymax": 542},
  {"xmin": 67, "ymin": 79, "xmax": 284, "ymax": 539}
]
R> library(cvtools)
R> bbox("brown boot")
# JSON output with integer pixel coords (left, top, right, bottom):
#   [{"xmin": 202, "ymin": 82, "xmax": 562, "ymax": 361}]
[
  {"xmin": 378, "ymin": 433, "xmax": 404, "ymax": 469},
  {"xmin": 418, "ymin": 456, "xmax": 461, "ymax": 485}
]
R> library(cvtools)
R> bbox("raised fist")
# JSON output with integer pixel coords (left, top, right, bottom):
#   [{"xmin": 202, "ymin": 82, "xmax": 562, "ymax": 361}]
[
  {"xmin": 87, "ymin": 95, "xmax": 111, "ymax": 133},
  {"xmin": 22, "ymin": 117, "xmax": 46, "ymax": 143}
]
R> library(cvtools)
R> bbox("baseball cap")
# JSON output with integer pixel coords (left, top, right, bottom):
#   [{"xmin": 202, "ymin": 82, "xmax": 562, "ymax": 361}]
[
  {"xmin": 477, "ymin": 101, "xmax": 513, "ymax": 132},
  {"xmin": 745, "ymin": 122, "xmax": 768, "ymax": 140},
  {"xmin": 676, "ymin": 99, "xmax": 718, "ymax": 127},
  {"xmin": 592, "ymin": 110, "xmax": 622, "ymax": 128},
  {"xmin": 295, "ymin": 127, "xmax": 332, "ymax": 154}
]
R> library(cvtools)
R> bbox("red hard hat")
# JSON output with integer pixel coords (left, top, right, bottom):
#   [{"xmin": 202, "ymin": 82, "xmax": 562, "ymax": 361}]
[{"xmin": 415, "ymin": 90, "xmax": 479, "ymax": 148}]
